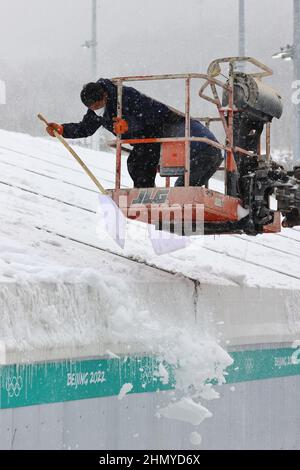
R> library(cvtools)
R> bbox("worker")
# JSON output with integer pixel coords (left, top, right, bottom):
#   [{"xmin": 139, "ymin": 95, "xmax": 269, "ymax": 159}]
[{"xmin": 46, "ymin": 79, "xmax": 223, "ymax": 187}]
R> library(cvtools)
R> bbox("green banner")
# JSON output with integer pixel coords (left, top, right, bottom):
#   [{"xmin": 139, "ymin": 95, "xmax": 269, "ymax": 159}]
[
  {"xmin": 0, "ymin": 356, "xmax": 174, "ymax": 410},
  {"xmin": 227, "ymin": 347, "xmax": 300, "ymax": 383},
  {"xmin": 1, "ymin": 347, "xmax": 300, "ymax": 410}
]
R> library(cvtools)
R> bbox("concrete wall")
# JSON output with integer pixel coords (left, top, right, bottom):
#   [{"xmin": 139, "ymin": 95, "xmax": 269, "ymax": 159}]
[
  {"xmin": 1, "ymin": 375, "xmax": 300, "ymax": 450},
  {"xmin": 1, "ymin": 278, "xmax": 300, "ymax": 449}
]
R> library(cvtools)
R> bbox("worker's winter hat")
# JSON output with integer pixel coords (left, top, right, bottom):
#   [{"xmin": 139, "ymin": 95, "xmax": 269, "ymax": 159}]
[{"xmin": 81, "ymin": 82, "xmax": 106, "ymax": 107}]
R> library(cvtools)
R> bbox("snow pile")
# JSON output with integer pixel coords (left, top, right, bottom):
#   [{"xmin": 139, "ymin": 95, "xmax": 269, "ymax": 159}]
[
  {"xmin": 190, "ymin": 431, "xmax": 202, "ymax": 446},
  {"xmin": 107, "ymin": 283, "xmax": 232, "ymax": 435},
  {"xmin": 118, "ymin": 383, "xmax": 133, "ymax": 400},
  {"xmin": 106, "ymin": 278, "xmax": 232, "ymax": 394},
  {"xmin": 159, "ymin": 398, "xmax": 212, "ymax": 426},
  {"xmin": 155, "ymin": 362, "xmax": 169, "ymax": 385}
]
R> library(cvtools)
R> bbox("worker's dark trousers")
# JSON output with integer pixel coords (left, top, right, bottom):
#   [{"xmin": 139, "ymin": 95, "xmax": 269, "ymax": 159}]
[
  {"xmin": 174, "ymin": 145, "xmax": 223, "ymax": 187},
  {"xmin": 127, "ymin": 144, "xmax": 161, "ymax": 188},
  {"xmin": 127, "ymin": 143, "xmax": 223, "ymax": 188}
]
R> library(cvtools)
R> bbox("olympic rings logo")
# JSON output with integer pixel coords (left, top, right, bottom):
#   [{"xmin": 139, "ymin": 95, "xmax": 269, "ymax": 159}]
[{"xmin": 5, "ymin": 376, "xmax": 23, "ymax": 398}]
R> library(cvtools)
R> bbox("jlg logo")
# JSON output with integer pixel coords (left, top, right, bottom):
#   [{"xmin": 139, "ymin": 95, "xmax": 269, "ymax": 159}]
[{"xmin": 132, "ymin": 189, "xmax": 169, "ymax": 205}]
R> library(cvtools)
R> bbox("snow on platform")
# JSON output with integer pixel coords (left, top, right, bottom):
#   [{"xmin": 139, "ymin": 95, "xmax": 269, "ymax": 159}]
[{"xmin": 0, "ymin": 128, "xmax": 300, "ymax": 365}]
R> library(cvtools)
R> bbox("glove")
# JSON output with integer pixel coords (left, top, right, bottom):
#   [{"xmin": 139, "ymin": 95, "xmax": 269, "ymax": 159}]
[
  {"xmin": 46, "ymin": 122, "xmax": 64, "ymax": 137},
  {"xmin": 113, "ymin": 117, "xmax": 128, "ymax": 135}
]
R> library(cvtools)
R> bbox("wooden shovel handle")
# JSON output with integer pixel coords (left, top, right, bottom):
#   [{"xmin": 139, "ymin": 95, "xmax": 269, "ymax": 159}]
[{"xmin": 37, "ymin": 113, "xmax": 107, "ymax": 195}]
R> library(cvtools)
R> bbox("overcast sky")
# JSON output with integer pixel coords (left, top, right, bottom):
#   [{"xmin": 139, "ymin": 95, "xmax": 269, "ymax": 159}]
[
  {"xmin": 0, "ymin": 0, "xmax": 295, "ymax": 148},
  {"xmin": 0, "ymin": 0, "xmax": 293, "ymax": 72}
]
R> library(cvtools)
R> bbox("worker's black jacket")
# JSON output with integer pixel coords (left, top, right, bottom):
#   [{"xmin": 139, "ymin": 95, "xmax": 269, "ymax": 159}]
[{"xmin": 62, "ymin": 78, "xmax": 219, "ymax": 152}]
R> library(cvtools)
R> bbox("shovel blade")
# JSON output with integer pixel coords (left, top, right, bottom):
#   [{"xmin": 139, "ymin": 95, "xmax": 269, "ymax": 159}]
[
  {"xmin": 98, "ymin": 194, "xmax": 126, "ymax": 248},
  {"xmin": 148, "ymin": 223, "xmax": 190, "ymax": 255}
]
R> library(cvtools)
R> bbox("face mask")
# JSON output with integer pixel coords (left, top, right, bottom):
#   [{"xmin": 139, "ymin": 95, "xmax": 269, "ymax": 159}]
[{"xmin": 94, "ymin": 107, "xmax": 105, "ymax": 117}]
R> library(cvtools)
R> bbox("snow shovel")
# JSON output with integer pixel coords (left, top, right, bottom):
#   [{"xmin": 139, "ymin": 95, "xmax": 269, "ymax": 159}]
[
  {"xmin": 147, "ymin": 223, "xmax": 190, "ymax": 255},
  {"xmin": 37, "ymin": 114, "xmax": 125, "ymax": 248}
]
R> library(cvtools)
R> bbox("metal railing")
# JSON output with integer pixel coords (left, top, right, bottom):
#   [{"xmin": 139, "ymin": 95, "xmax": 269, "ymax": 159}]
[{"xmin": 110, "ymin": 57, "xmax": 274, "ymax": 193}]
